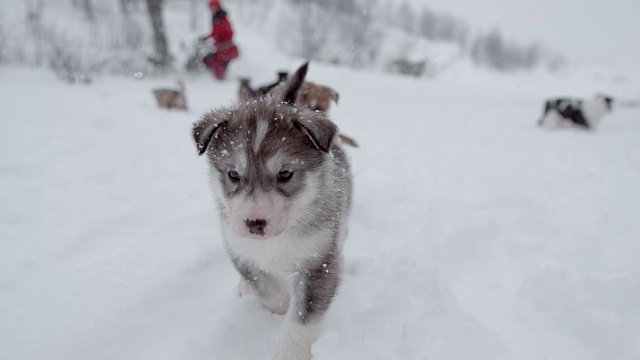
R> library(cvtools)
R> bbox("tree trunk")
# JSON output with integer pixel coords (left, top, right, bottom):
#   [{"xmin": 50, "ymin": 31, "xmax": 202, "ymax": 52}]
[
  {"xmin": 82, "ymin": 0, "xmax": 94, "ymax": 22},
  {"xmin": 119, "ymin": 0, "xmax": 130, "ymax": 15},
  {"xmin": 26, "ymin": 0, "xmax": 45, "ymax": 66},
  {"xmin": 145, "ymin": 0, "xmax": 170, "ymax": 68},
  {"xmin": 119, "ymin": 0, "xmax": 141, "ymax": 15},
  {"xmin": 189, "ymin": 0, "xmax": 199, "ymax": 31}
]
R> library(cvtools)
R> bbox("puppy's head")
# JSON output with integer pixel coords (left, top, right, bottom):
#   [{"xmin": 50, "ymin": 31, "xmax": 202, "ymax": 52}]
[
  {"xmin": 596, "ymin": 94, "xmax": 614, "ymax": 112},
  {"xmin": 299, "ymin": 82, "xmax": 340, "ymax": 113},
  {"xmin": 192, "ymin": 62, "xmax": 338, "ymax": 240}
]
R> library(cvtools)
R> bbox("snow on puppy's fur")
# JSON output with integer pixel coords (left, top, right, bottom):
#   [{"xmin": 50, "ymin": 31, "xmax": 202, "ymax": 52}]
[{"xmin": 192, "ymin": 62, "xmax": 352, "ymax": 360}]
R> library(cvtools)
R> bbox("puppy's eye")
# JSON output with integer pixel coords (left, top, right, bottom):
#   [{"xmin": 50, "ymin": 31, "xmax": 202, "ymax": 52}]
[
  {"xmin": 228, "ymin": 170, "xmax": 240, "ymax": 182},
  {"xmin": 277, "ymin": 170, "xmax": 293, "ymax": 183}
]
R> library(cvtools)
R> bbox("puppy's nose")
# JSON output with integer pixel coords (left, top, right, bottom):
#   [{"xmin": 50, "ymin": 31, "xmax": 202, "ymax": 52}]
[{"xmin": 245, "ymin": 219, "xmax": 267, "ymax": 236}]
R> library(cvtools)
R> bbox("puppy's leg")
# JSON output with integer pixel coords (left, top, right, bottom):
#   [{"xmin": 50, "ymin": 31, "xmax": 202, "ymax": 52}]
[
  {"xmin": 537, "ymin": 116, "xmax": 545, "ymax": 126},
  {"xmin": 233, "ymin": 259, "xmax": 289, "ymax": 314},
  {"xmin": 273, "ymin": 257, "xmax": 341, "ymax": 360},
  {"xmin": 538, "ymin": 102, "xmax": 552, "ymax": 126},
  {"xmin": 338, "ymin": 133, "xmax": 358, "ymax": 147}
]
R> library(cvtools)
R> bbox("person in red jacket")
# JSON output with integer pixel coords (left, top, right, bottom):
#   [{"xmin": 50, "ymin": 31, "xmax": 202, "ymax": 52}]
[{"xmin": 200, "ymin": 0, "xmax": 239, "ymax": 80}]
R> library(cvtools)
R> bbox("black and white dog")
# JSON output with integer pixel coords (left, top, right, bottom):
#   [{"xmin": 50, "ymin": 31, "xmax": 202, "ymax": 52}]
[
  {"xmin": 192, "ymin": 62, "xmax": 352, "ymax": 360},
  {"xmin": 537, "ymin": 94, "xmax": 614, "ymax": 129}
]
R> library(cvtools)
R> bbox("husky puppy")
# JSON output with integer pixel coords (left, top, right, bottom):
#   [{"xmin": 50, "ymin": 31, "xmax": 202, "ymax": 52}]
[
  {"xmin": 192, "ymin": 62, "xmax": 352, "ymax": 360},
  {"xmin": 538, "ymin": 94, "xmax": 614, "ymax": 129}
]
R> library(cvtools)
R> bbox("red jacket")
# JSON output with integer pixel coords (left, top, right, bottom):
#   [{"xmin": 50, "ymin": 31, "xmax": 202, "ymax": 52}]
[{"xmin": 205, "ymin": 9, "xmax": 234, "ymax": 46}]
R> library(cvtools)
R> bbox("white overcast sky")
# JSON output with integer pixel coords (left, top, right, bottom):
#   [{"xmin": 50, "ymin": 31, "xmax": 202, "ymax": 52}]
[{"xmin": 406, "ymin": 0, "xmax": 640, "ymax": 72}]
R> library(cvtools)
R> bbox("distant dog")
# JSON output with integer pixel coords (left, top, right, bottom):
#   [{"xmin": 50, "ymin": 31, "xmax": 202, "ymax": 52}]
[
  {"xmin": 237, "ymin": 78, "xmax": 259, "ymax": 103},
  {"xmin": 259, "ymin": 71, "xmax": 289, "ymax": 94},
  {"xmin": 294, "ymin": 82, "xmax": 359, "ymax": 147},
  {"xmin": 152, "ymin": 81, "xmax": 188, "ymax": 110},
  {"xmin": 538, "ymin": 94, "xmax": 613, "ymax": 129},
  {"xmin": 388, "ymin": 58, "xmax": 427, "ymax": 77},
  {"xmin": 269, "ymin": 77, "xmax": 358, "ymax": 147},
  {"xmin": 300, "ymin": 81, "xmax": 340, "ymax": 114},
  {"xmin": 192, "ymin": 62, "xmax": 352, "ymax": 360},
  {"xmin": 237, "ymin": 72, "xmax": 289, "ymax": 103},
  {"xmin": 269, "ymin": 80, "xmax": 339, "ymax": 114}
]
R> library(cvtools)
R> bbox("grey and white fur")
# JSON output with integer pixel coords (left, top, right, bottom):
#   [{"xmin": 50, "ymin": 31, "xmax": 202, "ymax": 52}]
[
  {"xmin": 537, "ymin": 94, "xmax": 614, "ymax": 129},
  {"xmin": 192, "ymin": 62, "xmax": 352, "ymax": 360}
]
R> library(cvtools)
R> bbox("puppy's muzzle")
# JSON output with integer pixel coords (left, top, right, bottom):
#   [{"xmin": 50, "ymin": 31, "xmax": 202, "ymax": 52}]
[{"xmin": 245, "ymin": 219, "xmax": 267, "ymax": 236}]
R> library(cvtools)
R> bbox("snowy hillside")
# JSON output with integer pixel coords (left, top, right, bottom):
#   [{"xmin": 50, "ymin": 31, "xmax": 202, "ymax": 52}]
[
  {"xmin": 0, "ymin": 0, "xmax": 565, "ymax": 81},
  {"xmin": 3, "ymin": 17, "xmax": 640, "ymax": 358}
]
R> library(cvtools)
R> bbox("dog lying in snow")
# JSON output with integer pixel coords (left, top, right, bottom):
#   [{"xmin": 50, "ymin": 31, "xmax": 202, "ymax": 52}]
[
  {"xmin": 152, "ymin": 81, "xmax": 188, "ymax": 110},
  {"xmin": 192, "ymin": 62, "xmax": 352, "ymax": 360},
  {"xmin": 537, "ymin": 94, "xmax": 614, "ymax": 129}
]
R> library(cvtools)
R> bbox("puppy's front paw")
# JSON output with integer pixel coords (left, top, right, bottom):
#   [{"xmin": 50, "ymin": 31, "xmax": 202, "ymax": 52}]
[
  {"xmin": 260, "ymin": 291, "xmax": 290, "ymax": 315},
  {"xmin": 237, "ymin": 278, "xmax": 252, "ymax": 298},
  {"xmin": 272, "ymin": 351, "xmax": 312, "ymax": 360},
  {"xmin": 261, "ymin": 300, "xmax": 289, "ymax": 315}
]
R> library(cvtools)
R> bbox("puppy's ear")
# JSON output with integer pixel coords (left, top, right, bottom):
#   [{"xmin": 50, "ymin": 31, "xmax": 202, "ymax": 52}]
[
  {"xmin": 277, "ymin": 71, "xmax": 289, "ymax": 82},
  {"xmin": 192, "ymin": 111, "xmax": 228, "ymax": 156},
  {"xmin": 329, "ymin": 88, "xmax": 339, "ymax": 105},
  {"xmin": 295, "ymin": 116, "xmax": 338, "ymax": 152},
  {"xmin": 605, "ymin": 96, "xmax": 614, "ymax": 109},
  {"xmin": 281, "ymin": 61, "xmax": 309, "ymax": 105}
]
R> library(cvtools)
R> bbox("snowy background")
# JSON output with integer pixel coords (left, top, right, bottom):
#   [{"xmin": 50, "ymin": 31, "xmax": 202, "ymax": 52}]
[{"xmin": 2, "ymin": 0, "xmax": 640, "ymax": 359}]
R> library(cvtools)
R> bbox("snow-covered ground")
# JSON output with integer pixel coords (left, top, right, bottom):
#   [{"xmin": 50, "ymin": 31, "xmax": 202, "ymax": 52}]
[{"xmin": 2, "ymin": 24, "xmax": 640, "ymax": 360}]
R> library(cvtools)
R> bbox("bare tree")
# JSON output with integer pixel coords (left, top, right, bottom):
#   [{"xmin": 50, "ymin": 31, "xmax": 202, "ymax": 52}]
[
  {"xmin": 341, "ymin": 2, "xmax": 379, "ymax": 66},
  {"xmin": 70, "ymin": 0, "xmax": 95, "ymax": 21},
  {"xmin": 189, "ymin": 0, "xmax": 200, "ymax": 31},
  {"xmin": 324, "ymin": 0, "xmax": 357, "ymax": 14},
  {"xmin": 471, "ymin": 30, "xmax": 547, "ymax": 71},
  {"xmin": 82, "ymin": 0, "xmax": 94, "ymax": 21},
  {"xmin": 145, "ymin": 0, "xmax": 170, "ymax": 68},
  {"xmin": 119, "ymin": 0, "xmax": 141, "ymax": 15},
  {"xmin": 120, "ymin": 0, "xmax": 142, "ymax": 14},
  {"xmin": 296, "ymin": 2, "xmax": 327, "ymax": 60},
  {"xmin": 0, "ymin": 13, "xmax": 5, "ymax": 63},
  {"xmin": 484, "ymin": 30, "xmax": 506, "ymax": 69},
  {"xmin": 418, "ymin": 8, "xmax": 436, "ymax": 39},
  {"xmin": 118, "ymin": 0, "xmax": 143, "ymax": 50},
  {"xmin": 119, "ymin": 0, "xmax": 131, "ymax": 15},
  {"xmin": 394, "ymin": 2, "xmax": 416, "ymax": 33},
  {"xmin": 26, "ymin": 0, "xmax": 45, "ymax": 66}
]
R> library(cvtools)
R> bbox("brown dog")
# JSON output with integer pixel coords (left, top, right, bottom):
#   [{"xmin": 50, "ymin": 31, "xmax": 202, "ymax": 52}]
[
  {"xmin": 269, "ymin": 80, "xmax": 338, "ymax": 113},
  {"xmin": 297, "ymin": 81, "xmax": 340, "ymax": 113},
  {"xmin": 152, "ymin": 81, "xmax": 188, "ymax": 110},
  {"xmin": 269, "ymin": 79, "xmax": 358, "ymax": 147}
]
